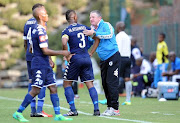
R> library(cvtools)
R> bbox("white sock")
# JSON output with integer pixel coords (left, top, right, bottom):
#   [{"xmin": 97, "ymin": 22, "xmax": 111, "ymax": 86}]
[{"xmin": 125, "ymin": 81, "xmax": 132, "ymax": 102}]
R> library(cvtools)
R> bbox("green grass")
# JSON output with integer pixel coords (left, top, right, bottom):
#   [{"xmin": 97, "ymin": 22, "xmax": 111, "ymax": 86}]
[{"xmin": 0, "ymin": 88, "xmax": 180, "ymax": 123}]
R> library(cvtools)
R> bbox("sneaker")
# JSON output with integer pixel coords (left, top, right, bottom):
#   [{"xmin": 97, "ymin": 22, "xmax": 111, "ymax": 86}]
[
  {"xmin": 101, "ymin": 107, "xmax": 120, "ymax": 116},
  {"xmin": 74, "ymin": 94, "xmax": 80, "ymax": 99},
  {"xmin": 121, "ymin": 101, "xmax": 131, "ymax": 105},
  {"xmin": 30, "ymin": 113, "xmax": 39, "ymax": 117},
  {"xmin": 54, "ymin": 114, "xmax": 73, "ymax": 121},
  {"xmin": 63, "ymin": 110, "xmax": 78, "ymax": 116},
  {"xmin": 13, "ymin": 111, "xmax": 29, "ymax": 122},
  {"xmin": 42, "ymin": 111, "xmax": 53, "ymax": 117},
  {"xmin": 93, "ymin": 109, "xmax": 100, "ymax": 116},
  {"xmin": 98, "ymin": 99, "xmax": 107, "ymax": 105}
]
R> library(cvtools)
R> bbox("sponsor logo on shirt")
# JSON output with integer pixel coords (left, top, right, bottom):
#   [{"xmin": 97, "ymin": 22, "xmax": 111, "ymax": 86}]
[{"xmin": 39, "ymin": 35, "xmax": 46, "ymax": 42}]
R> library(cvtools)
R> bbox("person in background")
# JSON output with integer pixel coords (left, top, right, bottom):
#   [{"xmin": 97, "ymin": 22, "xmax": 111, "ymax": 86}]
[
  {"xmin": 115, "ymin": 21, "xmax": 132, "ymax": 105},
  {"xmin": 162, "ymin": 51, "xmax": 180, "ymax": 82},
  {"xmin": 151, "ymin": 33, "xmax": 169, "ymax": 88}
]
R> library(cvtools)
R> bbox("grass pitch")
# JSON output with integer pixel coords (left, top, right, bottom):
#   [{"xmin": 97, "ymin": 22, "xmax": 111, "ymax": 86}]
[{"xmin": 0, "ymin": 87, "xmax": 179, "ymax": 123}]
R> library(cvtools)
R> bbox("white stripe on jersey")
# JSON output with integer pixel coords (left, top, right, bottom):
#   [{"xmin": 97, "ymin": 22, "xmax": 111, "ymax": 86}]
[{"xmin": 39, "ymin": 43, "xmax": 48, "ymax": 48}]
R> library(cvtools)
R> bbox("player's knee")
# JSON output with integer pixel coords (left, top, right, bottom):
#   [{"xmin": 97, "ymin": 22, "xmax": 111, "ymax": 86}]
[
  {"xmin": 63, "ymin": 81, "xmax": 72, "ymax": 88},
  {"xmin": 30, "ymin": 87, "xmax": 41, "ymax": 96},
  {"xmin": 48, "ymin": 85, "xmax": 57, "ymax": 94}
]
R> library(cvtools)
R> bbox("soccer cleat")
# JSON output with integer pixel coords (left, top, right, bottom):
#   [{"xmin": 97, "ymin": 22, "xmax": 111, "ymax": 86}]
[
  {"xmin": 30, "ymin": 113, "xmax": 39, "ymax": 117},
  {"xmin": 101, "ymin": 107, "xmax": 120, "ymax": 116},
  {"xmin": 121, "ymin": 101, "xmax": 131, "ymax": 105},
  {"xmin": 42, "ymin": 111, "xmax": 53, "ymax": 117},
  {"xmin": 74, "ymin": 94, "xmax": 80, "ymax": 99},
  {"xmin": 93, "ymin": 109, "xmax": 100, "ymax": 116},
  {"xmin": 63, "ymin": 110, "xmax": 78, "ymax": 116},
  {"xmin": 98, "ymin": 99, "xmax": 107, "ymax": 105},
  {"xmin": 13, "ymin": 111, "xmax": 29, "ymax": 122},
  {"xmin": 54, "ymin": 114, "xmax": 73, "ymax": 121}
]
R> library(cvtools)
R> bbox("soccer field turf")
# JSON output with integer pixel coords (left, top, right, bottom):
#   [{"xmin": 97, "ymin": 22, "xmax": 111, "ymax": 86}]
[{"xmin": 0, "ymin": 88, "xmax": 179, "ymax": 123}]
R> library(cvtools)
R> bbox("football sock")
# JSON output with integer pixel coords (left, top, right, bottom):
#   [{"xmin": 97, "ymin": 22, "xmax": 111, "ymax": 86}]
[
  {"xmin": 28, "ymin": 83, "xmax": 32, "ymax": 92},
  {"xmin": 50, "ymin": 93, "xmax": 60, "ymax": 115},
  {"xmin": 31, "ymin": 98, "xmax": 36, "ymax": 113},
  {"xmin": 88, "ymin": 87, "xmax": 99, "ymax": 111},
  {"xmin": 125, "ymin": 81, "xmax": 132, "ymax": 102},
  {"xmin": 64, "ymin": 86, "xmax": 76, "ymax": 111},
  {"xmin": 17, "ymin": 93, "xmax": 34, "ymax": 113},
  {"xmin": 37, "ymin": 87, "xmax": 46, "ymax": 113}
]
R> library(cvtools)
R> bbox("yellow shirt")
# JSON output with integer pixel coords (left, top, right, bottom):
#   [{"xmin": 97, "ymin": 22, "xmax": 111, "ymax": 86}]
[{"xmin": 156, "ymin": 41, "xmax": 169, "ymax": 64}]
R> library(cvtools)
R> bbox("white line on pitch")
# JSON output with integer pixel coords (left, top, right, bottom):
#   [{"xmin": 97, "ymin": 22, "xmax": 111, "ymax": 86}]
[{"xmin": 0, "ymin": 96, "xmax": 152, "ymax": 123}]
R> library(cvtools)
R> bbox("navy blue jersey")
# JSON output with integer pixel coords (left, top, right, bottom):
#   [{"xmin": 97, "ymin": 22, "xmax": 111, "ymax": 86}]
[
  {"xmin": 31, "ymin": 24, "xmax": 49, "ymax": 69},
  {"xmin": 23, "ymin": 17, "xmax": 37, "ymax": 61},
  {"xmin": 61, "ymin": 23, "xmax": 91, "ymax": 59}
]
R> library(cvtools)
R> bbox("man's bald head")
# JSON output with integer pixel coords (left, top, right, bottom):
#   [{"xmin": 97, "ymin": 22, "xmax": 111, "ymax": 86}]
[
  {"xmin": 116, "ymin": 21, "xmax": 125, "ymax": 33},
  {"xmin": 169, "ymin": 51, "xmax": 176, "ymax": 62}
]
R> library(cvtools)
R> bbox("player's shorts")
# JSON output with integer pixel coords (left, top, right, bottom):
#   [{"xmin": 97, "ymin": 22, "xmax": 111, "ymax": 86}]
[
  {"xmin": 63, "ymin": 56, "xmax": 94, "ymax": 82},
  {"xmin": 120, "ymin": 57, "xmax": 131, "ymax": 78},
  {"xmin": 31, "ymin": 67, "xmax": 56, "ymax": 88},
  {"xmin": 26, "ymin": 61, "xmax": 32, "ymax": 80}
]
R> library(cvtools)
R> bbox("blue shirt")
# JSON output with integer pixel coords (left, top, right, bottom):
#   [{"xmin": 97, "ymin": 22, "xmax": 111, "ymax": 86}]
[
  {"xmin": 61, "ymin": 23, "xmax": 91, "ymax": 59},
  {"xmin": 93, "ymin": 19, "xmax": 119, "ymax": 61},
  {"xmin": 23, "ymin": 17, "xmax": 37, "ymax": 61},
  {"xmin": 31, "ymin": 24, "xmax": 49, "ymax": 69},
  {"xmin": 171, "ymin": 57, "xmax": 180, "ymax": 73}
]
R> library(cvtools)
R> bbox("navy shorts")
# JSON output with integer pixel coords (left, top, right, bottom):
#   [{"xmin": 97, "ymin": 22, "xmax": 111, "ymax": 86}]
[
  {"xmin": 63, "ymin": 57, "xmax": 94, "ymax": 82},
  {"xmin": 27, "ymin": 61, "xmax": 32, "ymax": 80},
  {"xmin": 31, "ymin": 67, "xmax": 56, "ymax": 88}
]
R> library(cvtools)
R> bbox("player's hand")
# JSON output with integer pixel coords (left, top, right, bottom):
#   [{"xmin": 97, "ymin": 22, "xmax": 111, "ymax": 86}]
[
  {"xmin": 89, "ymin": 52, "xmax": 93, "ymax": 57},
  {"xmin": 49, "ymin": 59, "xmax": 55, "ymax": 68},
  {"xmin": 65, "ymin": 54, "xmax": 75, "ymax": 62},
  {"xmin": 162, "ymin": 72, "xmax": 168, "ymax": 76},
  {"xmin": 29, "ymin": 44, "xmax": 33, "ymax": 53},
  {"xmin": 62, "ymin": 50, "xmax": 70, "ymax": 57},
  {"xmin": 83, "ymin": 29, "xmax": 95, "ymax": 36}
]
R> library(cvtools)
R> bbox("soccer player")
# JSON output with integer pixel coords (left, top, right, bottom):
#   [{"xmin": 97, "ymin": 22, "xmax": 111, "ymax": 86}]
[
  {"xmin": 83, "ymin": 10, "xmax": 121, "ymax": 116},
  {"xmin": 116, "ymin": 21, "xmax": 132, "ymax": 105},
  {"xmin": 62, "ymin": 10, "xmax": 100, "ymax": 116},
  {"xmin": 23, "ymin": 3, "xmax": 52, "ymax": 117},
  {"xmin": 13, "ymin": 4, "xmax": 73, "ymax": 122}
]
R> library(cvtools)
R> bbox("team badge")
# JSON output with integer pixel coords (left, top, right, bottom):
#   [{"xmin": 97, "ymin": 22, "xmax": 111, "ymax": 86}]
[{"xmin": 39, "ymin": 35, "xmax": 46, "ymax": 42}]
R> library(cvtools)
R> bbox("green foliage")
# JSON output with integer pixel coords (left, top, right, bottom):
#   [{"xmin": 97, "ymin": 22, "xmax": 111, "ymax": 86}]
[
  {"xmin": 17, "ymin": 0, "xmax": 35, "ymax": 15},
  {"xmin": 9, "ymin": 0, "xmax": 18, "ymax": 3},
  {"xmin": 5, "ymin": 58, "xmax": 16, "ymax": 69},
  {"xmin": 0, "ymin": 0, "xmax": 10, "ymax": 6},
  {"xmin": 11, "ymin": 38, "xmax": 23, "ymax": 48},
  {"xmin": 65, "ymin": 0, "xmax": 88, "ymax": 10},
  {"xmin": 45, "ymin": 2, "xmax": 58, "ymax": 17},
  {"xmin": 0, "ymin": 39, "xmax": 11, "ymax": 47},
  {"xmin": 48, "ymin": 29, "xmax": 63, "ymax": 50},
  {"xmin": 0, "ymin": 8, "xmax": 18, "ymax": 19},
  {"xmin": 8, "ymin": 19, "xmax": 26, "ymax": 32}
]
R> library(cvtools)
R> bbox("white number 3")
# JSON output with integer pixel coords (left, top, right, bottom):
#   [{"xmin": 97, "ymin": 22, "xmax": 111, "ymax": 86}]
[{"xmin": 77, "ymin": 32, "xmax": 86, "ymax": 48}]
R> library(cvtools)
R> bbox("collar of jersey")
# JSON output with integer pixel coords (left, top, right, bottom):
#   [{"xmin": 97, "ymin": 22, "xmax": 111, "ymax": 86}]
[
  {"xmin": 70, "ymin": 23, "xmax": 77, "ymax": 26},
  {"xmin": 91, "ymin": 19, "xmax": 103, "ymax": 30},
  {"xmin": 37, "ymin": 24, "xmax": 46, "ymax": 29}
]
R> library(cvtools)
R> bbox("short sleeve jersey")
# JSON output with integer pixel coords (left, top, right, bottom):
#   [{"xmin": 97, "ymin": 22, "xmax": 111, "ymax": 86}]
[
  {"xmin": 172, "ymin": 57, "xmax": 180, "ymax": 72},
  {"xmin": 61, "ymin": 23, "xmax": 90, "ymax": 59},
  {"xmin": 23, "ymin": 17, "xmax": 37, "ymax": 61},
  {"xmin": 31, "ymin": 24, "xmax": 49, "ymax": 69},
  {"xmin": 156, "ymin": 41, "xmax": 169, "ymax": 64}
]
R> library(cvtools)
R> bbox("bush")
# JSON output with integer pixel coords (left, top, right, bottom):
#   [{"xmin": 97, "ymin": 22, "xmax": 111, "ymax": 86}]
[
  {"xmin": 0, "ymin": 8, "xmax": 18, "ymax": 19},
  {"xmin": 7, "ymin": 19, "xmax": 26, "ymax": 32},
  {"xmin": 17, "ymin": 0, "xmax": 35, "ymax": 15},
  {"xmin": 0, "ymin": 39, "xmax": 11, "ymax": 47},
  {"xmin": 65, "ymin": 0, "xmax": 88, "ymax": 10},
  {"xmin": 0, "ymin": 0, "xmax": 10, "ymax": 6},
  {"xmin": 45, "ymin": 2, "xmax": 58, "ymax": 17}
]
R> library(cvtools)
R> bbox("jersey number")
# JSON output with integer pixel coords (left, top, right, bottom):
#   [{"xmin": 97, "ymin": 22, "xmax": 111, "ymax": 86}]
[
  {"xmin": 27, "ymin": 27, "xmax": 33, "ymax": 53},
  {"xmin": 77, "ymin": 32, "xmax": 86, "ymax": 48}
]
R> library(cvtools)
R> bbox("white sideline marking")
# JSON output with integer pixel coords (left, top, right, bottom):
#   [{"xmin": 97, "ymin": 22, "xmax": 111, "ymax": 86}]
[{"xmin": 0, "ymin": 96, "xmax": 152, "ymax": 123}]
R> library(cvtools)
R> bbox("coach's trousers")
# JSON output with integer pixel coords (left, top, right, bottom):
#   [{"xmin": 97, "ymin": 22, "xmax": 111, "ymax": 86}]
[{"xmin": 100, "ymin": 52, "xmax": 121, "ymax": 110}]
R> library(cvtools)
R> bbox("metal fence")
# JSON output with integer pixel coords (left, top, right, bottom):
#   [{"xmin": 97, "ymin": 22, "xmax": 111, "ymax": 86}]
[{"xmin": 144, "ymin": 23, "xmax": 180, "ymax": 56}]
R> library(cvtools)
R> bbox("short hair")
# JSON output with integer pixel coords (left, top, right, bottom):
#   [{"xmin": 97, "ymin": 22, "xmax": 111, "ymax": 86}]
[
  {"xmin": 65, "ymin": 10, "xmax": 76, "ymax": 22},
  {"xmin": 90, "ymin": 10, "xmax": 102, "ymax": 17},
  {"xmin": 159, "ymin": 32, "xmax": 166, "ymax": 39},
  {"xmin": 32, "ymin": 3, "xmax": 44, "ymax": 11},
  {"xmin": 116, "ymin": 21, "xmax": 125, "ymax": 31}
]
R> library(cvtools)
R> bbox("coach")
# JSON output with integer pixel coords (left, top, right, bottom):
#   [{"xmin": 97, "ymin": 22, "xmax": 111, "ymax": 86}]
[{"xmin": 83, "ymin": 10, "xmax": 121, "ymax": 116}]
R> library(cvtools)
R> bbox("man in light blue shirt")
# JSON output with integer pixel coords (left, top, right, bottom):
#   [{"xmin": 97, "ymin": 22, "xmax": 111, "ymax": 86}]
[{"xmin": 83, "ymin": 10, "xmax": 121, "ymax": 116}]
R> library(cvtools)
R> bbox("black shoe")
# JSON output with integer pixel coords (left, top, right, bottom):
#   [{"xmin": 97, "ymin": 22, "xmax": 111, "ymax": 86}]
[
  {"xmin": 63, "ymin": 110, "xmax": 78, "ymax": 116},
  {"xmin": 93, "ymin": 109, "xmax": 100, "ymax": 116},
  {"xmin": 30, "ymin": 113, "xmax": 42, "ymax": 117}
]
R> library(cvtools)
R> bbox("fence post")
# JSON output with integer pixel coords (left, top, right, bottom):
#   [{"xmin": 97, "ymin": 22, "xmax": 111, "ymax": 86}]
[{"xmin": 174, "ymin": 23, "xmax": 179, "ymax": 56}]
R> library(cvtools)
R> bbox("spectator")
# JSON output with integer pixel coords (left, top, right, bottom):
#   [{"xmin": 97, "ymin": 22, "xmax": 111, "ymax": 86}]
[
  {"xmin": 131, "ymin": 57, "xmax": 152, "ymax": 96},
  {"xmin": 151, "ymin": 33, "xmax": 169, "ymax": 88},
  {"xmin": 162, "ymin": 51, "xmax": 180, "ymax": 82},
  {"xmin": 115, "ymin": 21, "xmax": 132, "ymax": 105}
]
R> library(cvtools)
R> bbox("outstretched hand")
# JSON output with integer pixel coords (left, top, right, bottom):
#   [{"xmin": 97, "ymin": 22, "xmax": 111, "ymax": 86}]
[
  {"xmin": 83, "ymin": 29, "xmax": 95, "ymax": 36},
  {"xmin": 64, "ymin": 54, "xmax": 75, "ymax": 62}
]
